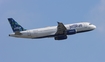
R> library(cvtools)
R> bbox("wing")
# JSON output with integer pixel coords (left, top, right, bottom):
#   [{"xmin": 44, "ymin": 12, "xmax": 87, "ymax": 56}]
[
  {"xmin": 55, "ymin": 22, "xmax": 67, "ymax": 35},
  {"xmin": 55, "ymin": 22, "xmax": 67, "ymax": 40}
]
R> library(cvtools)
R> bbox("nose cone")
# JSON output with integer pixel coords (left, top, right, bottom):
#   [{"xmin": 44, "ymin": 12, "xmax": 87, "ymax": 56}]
[{"xmin": 92, "ymin": 25, "xmax": 96, "ymax": 29}]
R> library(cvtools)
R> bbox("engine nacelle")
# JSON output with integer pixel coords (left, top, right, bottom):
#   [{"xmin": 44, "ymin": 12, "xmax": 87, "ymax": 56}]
[
  {"xmin": 55, "ymin": 35, "xmax": 67, "ymax": 40},
  {"xmin": 67, "ymin": 29, "xmax": 77, "ymax": 35}
]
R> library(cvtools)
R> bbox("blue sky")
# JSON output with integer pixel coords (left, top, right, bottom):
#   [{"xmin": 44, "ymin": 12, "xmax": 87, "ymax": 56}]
[{"xmin": 0, "ymin": 0, "xmax": 105, "ymax": 62}]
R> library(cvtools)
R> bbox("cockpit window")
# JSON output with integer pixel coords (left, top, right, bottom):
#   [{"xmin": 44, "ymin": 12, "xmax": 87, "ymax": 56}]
[{"xmin": 89, "ymin": 23, "xmax": 92, "ymax": 25}]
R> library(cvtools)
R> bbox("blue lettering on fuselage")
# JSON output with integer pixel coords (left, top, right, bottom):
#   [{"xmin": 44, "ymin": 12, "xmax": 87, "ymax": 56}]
[{"xmin": 70, "ymin": 24, "xmax": 82, "ymax": 29}]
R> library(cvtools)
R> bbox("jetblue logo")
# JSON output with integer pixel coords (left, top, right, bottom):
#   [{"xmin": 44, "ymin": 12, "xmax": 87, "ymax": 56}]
[
  {"xmin": 70, "ymin": 24, "xmax": 82, "ymax": 29},
  {"xmin": 14, "ymin": 27, "xmax": 21, "ymax": 30}
]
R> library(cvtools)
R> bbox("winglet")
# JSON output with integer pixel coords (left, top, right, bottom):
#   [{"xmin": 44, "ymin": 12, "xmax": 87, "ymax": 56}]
[{"xmin": 57, "ymin": 22, "xmax": 62, "ymax": 24}]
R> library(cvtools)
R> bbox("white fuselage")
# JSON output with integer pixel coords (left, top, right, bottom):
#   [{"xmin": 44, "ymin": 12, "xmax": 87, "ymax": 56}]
[{"xmin": 9, "ymin": 22, "xmax": 96, "ymax": 39}]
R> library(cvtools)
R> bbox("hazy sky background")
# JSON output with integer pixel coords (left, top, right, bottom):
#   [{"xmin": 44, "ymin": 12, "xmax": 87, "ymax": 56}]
[{"xmin": 0, "ymin": 0, "xmax": 105, "ymax": 62}]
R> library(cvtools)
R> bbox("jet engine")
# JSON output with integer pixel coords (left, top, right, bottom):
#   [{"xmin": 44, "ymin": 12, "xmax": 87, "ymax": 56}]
[{"xmin": 54, "ymin": 35, "xmax": 67, "ymax": 40}]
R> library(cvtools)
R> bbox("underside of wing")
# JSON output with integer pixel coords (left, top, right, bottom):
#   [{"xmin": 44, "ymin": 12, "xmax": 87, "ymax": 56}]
[
  {"xmin": 55, "ymin": 22, "xmax": 67, "ymax": 35},
  {"xmin": 55, "ymin": 22, "xmax": 67, "ymax": 40}
]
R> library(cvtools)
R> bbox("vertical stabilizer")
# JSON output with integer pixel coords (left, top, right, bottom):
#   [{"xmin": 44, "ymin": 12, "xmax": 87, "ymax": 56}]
[{"xmin": 8, "ymin": 18, "xmax": 26, "ymax": 32}]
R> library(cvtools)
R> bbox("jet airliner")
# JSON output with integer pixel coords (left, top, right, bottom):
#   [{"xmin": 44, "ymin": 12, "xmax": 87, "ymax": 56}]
[{"xmin": 8, "ymin": 18, "xmax": 96, "ymax": 40}]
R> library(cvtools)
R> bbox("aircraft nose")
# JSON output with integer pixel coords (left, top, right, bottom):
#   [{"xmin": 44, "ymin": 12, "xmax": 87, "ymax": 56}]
[{"xmin": 92, "ymin": 25, "xmax": 96, "ymax": 29}]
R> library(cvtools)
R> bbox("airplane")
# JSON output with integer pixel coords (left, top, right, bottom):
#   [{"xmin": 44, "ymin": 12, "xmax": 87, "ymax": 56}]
[{"xmin": 8, "ymin": 18, "xmax": 96, "ymax": 40}]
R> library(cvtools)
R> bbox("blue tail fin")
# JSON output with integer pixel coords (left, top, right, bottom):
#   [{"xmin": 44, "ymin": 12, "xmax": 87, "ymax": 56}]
[{"xmin": 8, "ymin": 18, "xmax": 26, "ymax": 32}]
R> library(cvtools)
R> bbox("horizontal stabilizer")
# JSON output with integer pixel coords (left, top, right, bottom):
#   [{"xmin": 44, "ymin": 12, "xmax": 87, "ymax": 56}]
[{"xmin": 15, "ymin": 31, "xmax": 22, "ymax": 35}]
